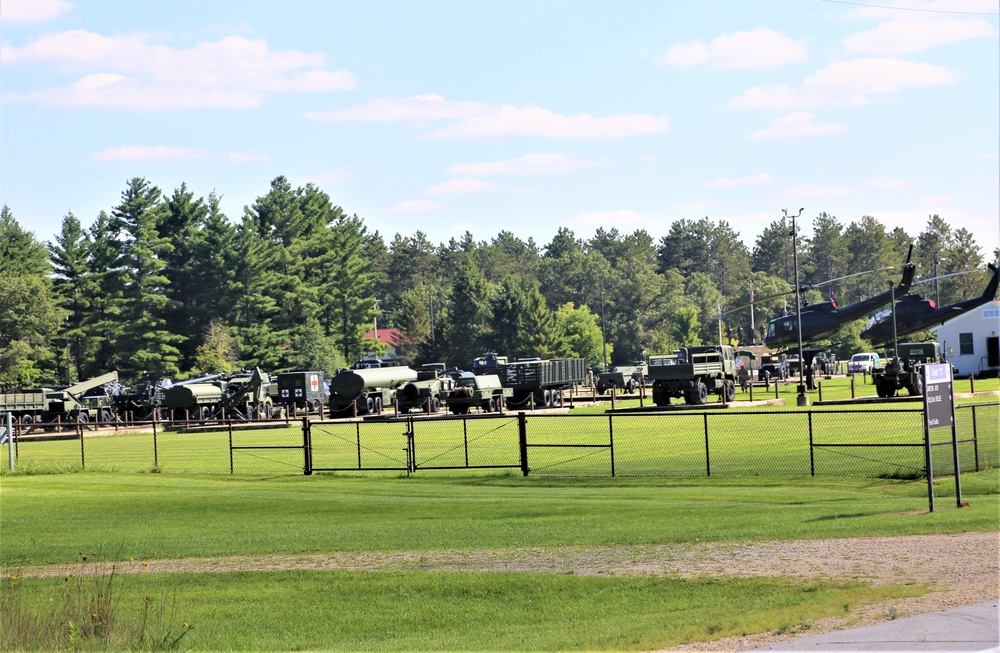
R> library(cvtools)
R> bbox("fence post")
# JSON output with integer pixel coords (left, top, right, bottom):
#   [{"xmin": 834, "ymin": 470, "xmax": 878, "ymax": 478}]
[
  {"xmin": 228, "ymin": 419, "xmax": 234, "ymax": 474},
  {"xmin": 518, "ymin": 412, "xmax": 529, "ymax": 476},
  {"xmin": 749, "ymin": 379, "xmax": 754, "ymax": 402},
  {"xmin": 463, "ymin": 417, "xmax": 469, "ymax": 468},
  {"xmin": 817, "ymin": 381, "xmax": 823, "ymax": 403},
  {"xmin": 969, "ymin": 374, "xmax": 975, "ymax": 393},
  {"xmin": 851, "ymin": 376, "xmax": 856, "ymax": 398},
  {"xmin": 971, "ymin": 405, "xmax": 980, "ymax": 472},
  {"xmin": 79, "ymin": 415, "xmax": 85, "ymax": 470},
  {"xmin": 610, "ymin": 386, "xmax": 616, "ymax": 410},
  {"xmin": 303, "ymin": 417, "xmax": 313, "ymax": 475},
  {"xmin": 808, "ymin": 411, "xmax": 815, "ymax": 476},
  {"xmin": 774, "ymin": 380, "xmax": 779, "ymax": 400},
  {"xmin": 703, "ymin": 413, "xmax": 710, "ymax": 476},
  {"xmin": 153, "ymin": 411, "xmax": 159, "ymax": 470},
  {"xmin": 608, "ymin": 413, "xmax": 615, "ymax": 477}
]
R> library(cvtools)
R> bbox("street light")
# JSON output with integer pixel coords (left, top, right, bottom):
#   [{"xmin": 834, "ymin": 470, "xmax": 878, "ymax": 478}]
[{"xmin": 785, "ymin": 208, "xmax": 808, "ymax": 407}]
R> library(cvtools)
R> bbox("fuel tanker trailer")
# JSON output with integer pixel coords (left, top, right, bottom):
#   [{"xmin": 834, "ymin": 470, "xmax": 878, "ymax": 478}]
[
  {"xmin": 162, "ymin": 368, "xmax": 275, "ymax": 421},
  {"xmin": 327, "ymin": 366, "xmax": 417, "ymax": 416}
]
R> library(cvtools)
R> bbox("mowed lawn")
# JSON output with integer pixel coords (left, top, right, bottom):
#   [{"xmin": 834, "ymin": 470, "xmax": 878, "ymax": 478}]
[{"xmin": 2, "ymin": 469, "xmax": 998, "ymax": 651}]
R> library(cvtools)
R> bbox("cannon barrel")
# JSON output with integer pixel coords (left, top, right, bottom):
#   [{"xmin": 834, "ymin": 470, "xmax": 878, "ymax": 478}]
[{"xmin": 329, "ymin": 367, "xmax": 417, "ymax": 398}]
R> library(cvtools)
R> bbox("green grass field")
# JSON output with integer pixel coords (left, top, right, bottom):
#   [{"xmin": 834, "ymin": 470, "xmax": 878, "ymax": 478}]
[{"xmin": 2, "ymin": 383, "xmax": 997, "ymax": 651}]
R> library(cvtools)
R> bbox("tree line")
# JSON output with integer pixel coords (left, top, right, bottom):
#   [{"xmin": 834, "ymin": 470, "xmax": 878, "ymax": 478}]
[{"xmin": 1, "ymin": 175, "xmax": 995, "ymax": 387}]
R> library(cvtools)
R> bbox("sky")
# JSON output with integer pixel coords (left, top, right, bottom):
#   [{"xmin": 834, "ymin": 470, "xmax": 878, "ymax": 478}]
[{"xmin": 1, "ymin": 0, "xmax": 998, "ymax": 260}]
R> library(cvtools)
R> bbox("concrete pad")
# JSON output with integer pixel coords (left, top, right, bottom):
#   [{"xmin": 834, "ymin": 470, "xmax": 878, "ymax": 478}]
[{"xmin": 742, "ymin": 600, "xmax": 999, "ymax": 652}]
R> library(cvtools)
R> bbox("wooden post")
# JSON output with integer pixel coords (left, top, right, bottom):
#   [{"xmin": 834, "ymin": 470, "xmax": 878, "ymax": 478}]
[
  {"xmin": 818, "ymin": 381, "xmax": 823, "ymax": 402},
  {"xmin": 970, "ymin": 374, "xmax": 975, "ymax": 393},
  {"xmin": 851, "ymin": 376, "xmax": 856, "ymax": 398}
]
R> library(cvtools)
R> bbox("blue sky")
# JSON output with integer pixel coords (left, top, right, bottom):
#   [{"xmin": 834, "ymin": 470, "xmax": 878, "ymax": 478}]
[{"xmin": 2, "ymin": 0, "xmax": 998, "ymax": 258}]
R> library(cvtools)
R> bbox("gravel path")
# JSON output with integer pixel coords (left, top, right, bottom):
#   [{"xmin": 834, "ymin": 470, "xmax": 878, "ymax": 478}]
[{"xmin": 21, "ymin": 531, "xmax": 998, "ymax": 651}]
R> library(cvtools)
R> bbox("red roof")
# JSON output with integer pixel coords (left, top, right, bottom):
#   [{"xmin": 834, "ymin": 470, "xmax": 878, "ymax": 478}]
[{"xmin": 363, "ymin": 327, "xmax": 410, "ymax": 346}]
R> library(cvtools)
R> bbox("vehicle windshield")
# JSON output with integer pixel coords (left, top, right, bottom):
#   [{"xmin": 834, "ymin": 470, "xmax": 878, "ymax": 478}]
[{"xmin": 851, "ymin": 354, "xmax": 869, "ymax": 361}]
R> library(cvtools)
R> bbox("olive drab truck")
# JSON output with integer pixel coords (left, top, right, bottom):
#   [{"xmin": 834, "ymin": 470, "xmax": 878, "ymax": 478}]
[
  {"xmin": 162, "ymin": 368, "xmax": 276, "ymax": 421},
  {"xmin": 0, "ymin": 371, "xmax": 119, "ymax": 425},
  {"xmin": 276, "ymin": 370, "xmax": 326, "ymax": 413},
  {"xmin": 649, "ymin": 345, "xmax": 738, "ymax": 406},
  {"xmin": 485, "ymin": 356, "xmax": 587, "ymax": 409},
  {"xmin": 327, "ymin": 365, "xmax": 418, "ymax": 416}
]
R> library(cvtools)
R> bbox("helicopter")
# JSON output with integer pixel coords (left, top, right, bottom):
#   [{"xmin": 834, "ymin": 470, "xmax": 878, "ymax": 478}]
[
  {"xmin": 860, "ymin": 262, "xmax": 999, "ymax": 345},
  {"xmin": 759, "ymin": 249, "xmax": 917, "ymax": 350}
]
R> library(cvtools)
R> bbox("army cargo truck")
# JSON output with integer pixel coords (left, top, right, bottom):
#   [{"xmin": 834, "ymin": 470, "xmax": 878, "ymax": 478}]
[
  {"xmin": 496, "ymin": 357, "xmax": 587, "ymax": 409},
  {"xmin": 756, "ymin": 355, "xmax": 788, "ymax": 382},
  {"xmin": 328, "ymin": 366, "xmax": 417, "ymax": 416},
  {"xmin": 275, "ymin": 370, "xmax": 326, "ymax": 413},
  {"xmin": 396, "ymin": 363, "xmax": 456, "ymax": 414},
  {"xmin": 446, "ymin": 373, "xmax": 513, "ymax": 414},
  {"xmin": 650, "ymin": 346, "xmax": 738, "ymax": 406},
  {"xmin": 872, "ymin": 342, "xmax": 943, "ymax": 398},
  {"xmin": 596, "ymin": 361, "xmax": 648, "ymax": 394},
  {"xmin": 0, "ymin": 371, "xmax": 119, "ymax": 424}
]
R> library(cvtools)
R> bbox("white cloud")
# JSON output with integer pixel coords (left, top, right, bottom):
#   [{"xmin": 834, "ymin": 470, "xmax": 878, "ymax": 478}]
[
  {"xmin": 705, "ymin": 173, "xmax": 774, "ymax": 189},
  {"xmin": 448, "ymin": 153, "xmax": 602, "ymax": 176},
  {"xmin": 425, "ymin": 178, "xmax": 499, "ymax": 195},
  {"xmin": 307, "ymin": 95, "xmax": 668, "ymax": 140},
  {"xmin": 729, "ymin": 58, "xmax": 962, "ymax": 111},
  {"xmin": 748, "ymin": 112, "xmax": 846, "ymax": 139},
  {"xmin": 662, "ymin": 28, "xmax": 807, "ymax": 69},
  {"xmin": 869, "ymin": 176, "xmax": 910, "ymax": 190},
  {"xmin": 844, "ymin": 18, "xmax": 997, "ymax": 55},
  {"xmin": 387, "ymin": 200, "xmax": 438, "ymax": 213},
  {"xmin": 0, "ymin": 0, "xmax": 71, "ymax": 24},
  {"xmin": 915, "ymin": 194, "xmax": 952, "ymax": 207},
  {"xmin": 1, "ymin": 30, "xmax": 357, "ymax": 110},
  {"xmin": 426, "ymin": 105, "xmax": 669, "ymax": 140},
  {"xmin": 90, "ymin": 144, "xmax": 267, "ymax": 163},
  {"xmin": 783, "ymin": 182, "xmax": 858, "ymax": 198},
  {"xmin": 569, "ymin": 209, "xmax": 648, "ymax": 227},
  {"xmin": 304, "ymin": 94, "xmax": 491, "ymax": 123}
]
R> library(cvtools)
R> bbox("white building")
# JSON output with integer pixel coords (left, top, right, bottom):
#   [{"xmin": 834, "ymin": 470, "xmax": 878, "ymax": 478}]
[{"xmin": 934, "ymin": 300, "xmax": 1000, "ymax": 377}]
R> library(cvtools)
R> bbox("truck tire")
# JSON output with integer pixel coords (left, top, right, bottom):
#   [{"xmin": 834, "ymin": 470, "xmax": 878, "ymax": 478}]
[
  {"xmin": 696, "ymin": 382, "xmax": 708, "ymax": 405},
  {"xmin": 21, "ymin": 414, "xmax": 33, "ymax": 425},
  {"xmin": 365, "ymin": 397, "xmax": 375, "ymax": 414},
  {"xmin": 100, "ymin": 410, "xmax": 113, "ymax": 423},
  {"xmin": 912, "ymin": 375, "xmax": 924, "ymax": 396},
  {"xmin": 626, "ymin": 379, "xmax": 637, "ymax": 394},
  {"xmin": 77, "ymin": 412, "xmax": 89, "ymax": 423},
  {"xmin": 596, "ymin": 382, "xmax": 607, "ymax": 395},
  {"xmin": 723, "ymin": 380, "xmax": 735, "ymax": 403},
  {"xmin": 431, "ymin": 397, "xmax": 441, "ymax": 413}
]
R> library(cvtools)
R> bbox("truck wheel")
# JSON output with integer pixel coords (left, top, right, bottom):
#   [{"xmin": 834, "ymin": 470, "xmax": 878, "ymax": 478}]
[
  {"xmin": 20, "ymin": 414, "xmax": 33, "ymax": 425},
  {"xmin": 912, "ymin": 376, "xmax": 924, "ymax": 396},
  {"xmin": 431, "ymin": 397, "xmax": 441, "ymax": 413},
  {"xmin": 542, "ymin": 390, "xmax": 552, "ymax": 407},
  {"xmin": 626, "ymin": 379, "xmax": 637, "ymax": 394},
  {"xmin": 486, "ymin": 397, "xmax": 496, "ymax": 412},
  {"xmin": 365, "ymin": 397, "xmax": 375, "ymax": 414},
  {"xmin": 77, "ymin": 412, "xmax": 89, "ymax": 423},
  {"xmin": 100, "ymin": 410, "xmax": 112, "ymax": 423},
  {"xmin": 696, "ymin": 383, "xmax": 708, "ymax": 405},
  {"xmin": 596, "ymin": 383, "xmax": 607, "ymax": 395},
  {"xmin": 723, "ymin": 381, "xmax": 735, "ymax": 403},
  {"xmin": 375, "ymin": 397, "xmax": 383, "ymax": 414}
]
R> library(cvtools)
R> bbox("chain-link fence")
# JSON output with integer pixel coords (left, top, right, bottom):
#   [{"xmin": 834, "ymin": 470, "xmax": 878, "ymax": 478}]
[{"xmin": 3, "ymin": 402, "xmax": 997, "ymax": 478}]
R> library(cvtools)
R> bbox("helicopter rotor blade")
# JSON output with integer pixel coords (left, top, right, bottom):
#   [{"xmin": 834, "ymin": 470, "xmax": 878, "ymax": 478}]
[
  {"xmin": 800, "ymin": 266, "xmax": 895, "ymax": 290},
  {"xmin": 721, "ymin": 286, "xmax": 796, "ymax": 315},
  {"xmin": 912, "ymin": 269, "xmax": 975, "ymax": 286}
]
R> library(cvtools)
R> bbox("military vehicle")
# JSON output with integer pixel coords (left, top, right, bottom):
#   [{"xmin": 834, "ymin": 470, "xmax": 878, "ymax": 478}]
[
  {"xmin": 596, "ymin": 361, "xmax": 647, "ymax": 394},
  {"xmin": 649, "ymin": 346, "xmax": 738, "ymax": 406},
  {"xmin": 872, "ymin": 342, "xmax": 946, "ymax": 398},
  {"xmin": 327, "ymin": 365, "xmax": 417, "ymax": 416},
  {"xmin": 112, "ymin": 374, "xmax": 171, "ymax": 420},
  {"xmin": 162, "ymin": 368, "xmax": 276, "ymax": 421},
  {"xmin": 474, "ymin": 354, "xmax": 587, "ymax": 409},
  {"xmin": 446, "ymin": 373, "xmax": 512, "ymax": 414},
  {"xmin": 756, "ymin": 355, "xmax": 788, "ymax": 382},
  {"xmin": 275, "ymin": 370, "xmax": 326, "ymax": 413},
  {"xmin": 396, "ymin": 363, "xmax": 456, "ymax": 413},
  {"xmin": 0, "ymin": 371, "xmax": 119, "ymax": 424},
  {"xmin": 861, "ymin": 263, "xmax": 998, "ymax": 345}
]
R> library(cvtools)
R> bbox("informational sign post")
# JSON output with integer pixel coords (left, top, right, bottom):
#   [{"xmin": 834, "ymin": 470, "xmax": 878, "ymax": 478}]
[{"xmin": 922, "ymin": 364, "xmax": 962, "ymax": 512}]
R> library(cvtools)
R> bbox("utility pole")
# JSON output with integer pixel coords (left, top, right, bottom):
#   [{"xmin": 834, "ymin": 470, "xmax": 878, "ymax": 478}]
[{"xmin": 785, "ymin": 208, "xmax": 808, "ymax": 407}]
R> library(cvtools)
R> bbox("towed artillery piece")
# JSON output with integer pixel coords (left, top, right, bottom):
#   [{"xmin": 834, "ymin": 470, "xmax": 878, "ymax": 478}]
[
  {"xmin": 445, "ymin": 372, "xmax": 512, "ymax": 414},
  {"xmin": 396, "ymin": 363, "xmax": 456, "ymax": 414},
  {"xmin": 327, "ymin": 365, "xmax": 417, "ymax": 416},
  {"xmin": 649, "ymin": 345, "xmax": 738, "ymax": 406},
  {"xmin": 0, "ymin": 371, "xmax": 119, "ymax": 425},
  {"xmin": 162, "ymin": 368, "xmax": 276, "ymax": 421}
]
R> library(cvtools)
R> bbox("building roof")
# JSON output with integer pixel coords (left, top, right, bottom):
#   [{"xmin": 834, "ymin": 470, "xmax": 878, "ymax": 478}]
[{"xmin": 363, "ymin": 327, "xmax": 410, "ymax": 346}]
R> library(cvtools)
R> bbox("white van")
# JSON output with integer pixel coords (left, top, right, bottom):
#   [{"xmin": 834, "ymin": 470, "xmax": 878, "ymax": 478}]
[{"xmin": 847, "ymin": 352, "xmax": 881, "ymax": 373}]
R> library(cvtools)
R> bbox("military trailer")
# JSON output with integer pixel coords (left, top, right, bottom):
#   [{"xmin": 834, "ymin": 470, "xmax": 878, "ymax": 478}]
[
  {"xmin": 596, "ymin": 361, "xmax": 648, "ymax": 394},
  {"xmin": 327, "ymin": 366, "xmax": 417, "ymax": 416},
  {"xmin": 0, "ymin": 371, "xmax": 119, "ymax": 424},
  {"xmin": 275, "ymin": 370, "xmax": 326, "ymax": 413},
  {"xmin": 489, "ymin": 356, "xmax": 587, "ymax": 409},
  {"xmin": 872, "ymin": 342, "xmax": 944, "ymax": 398},
  {"xmin": 162, "ymin": 368, "xmax": 275, "ymax": 421},
  {"xmin": 445, "ymin": 373, "xmax": 513, "ymax": 414},
  {"xmin": 649, "ymin": 345, "xmax": 738, "ymax": 406},
  {"xmin": 396, "ymin": 363, "xmax": 456, "ymax": 414}
]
